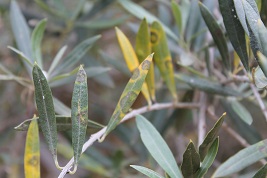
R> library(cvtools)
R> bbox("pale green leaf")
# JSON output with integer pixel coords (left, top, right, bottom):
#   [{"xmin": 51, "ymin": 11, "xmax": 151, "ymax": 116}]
[{"xmin": 130, "ymin": 165, "xmax": 164, "ymax": 178}]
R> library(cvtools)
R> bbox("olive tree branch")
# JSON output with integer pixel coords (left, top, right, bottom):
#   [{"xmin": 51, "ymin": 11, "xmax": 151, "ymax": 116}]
[{"xmin": 58, "ymin": 102, "xmax": 200, "ymax": 178}]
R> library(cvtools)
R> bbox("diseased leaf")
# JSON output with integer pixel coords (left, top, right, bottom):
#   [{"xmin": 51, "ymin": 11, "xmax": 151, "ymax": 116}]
[
  {"xmin": 175, "ymin": 74, "xmax": 241, "ymax": 96},
  {"xmin": 31, "ymin": 19, "xmax": 47, "ymax": 69},
  {"xmin": 151, "ymin": 21, "xmax": 177, "ymax": 101},
  {"xmin": 199, "ymin": 113, "xmax": 225, "ymax": 161},
  {"xmin": 213, "ymin": 139, "xmax": 267, "ymax": 177},
  {"xmin": 199, "ymin": 2, "xmax": 230, "ymax": 71},
  {"xmin": 116, "ymin": 27, "xmax": 152, "ymax": 105},
  {"xmin": 10, "ymin": 0, "xmax": 33, "ymax": 72},
  {"xmin": 53, "ymin": 35, "xmax": 101, "ymax": 77},
  {"xmin": 130, "ymin": 165, "xmax": 164, "ymax": 178},
  {"xmin": 219, "ymin": 0, "xmax": 249, "ymax": 71},
  {"xmin": 117, "ymin": 0, "xmax": 178, "ymax": 41},
  {"xmin": 196, "ymin": 138, "xmax": 219, "ymax": 178},
  {"xmin": 253, "ymin": 164, "xmax": 267, "ymax": 178},
  {"xmin": 70, "ymin": 65, "xmax": 88, "ymax": 174},
  {"xmin": 24, "ymin": 119, "xmax": 40, "ymax": 178},
  {"xmin": 181, "ymin": 141, "xmax": 200, "ymax": 178},
  {"xmin": 136, "ymin": 115, "xmax": 183, "ymax": 178},
  {"xmin": 14, "ymin": 116, "xmax": 103, "ymax": 132},
  {"xmin": 101, "ymin": 54, "xmax": 153, "ymax": 141},
  {"xmin": 136, "ymin": 19, "xmax": 155, "ymax": 101},
  {"xmin": 32, "ymin": 64, "xmax": 60, "ymax": 169}
]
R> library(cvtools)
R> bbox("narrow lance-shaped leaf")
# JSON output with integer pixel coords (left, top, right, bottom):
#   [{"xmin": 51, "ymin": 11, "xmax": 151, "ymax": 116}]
[
  {"xmin": 199, "ymin": 113, "xmax": 225, "ymax": 161},
  {"xmin": 181, "ymin": 141, "xmax": 200, "ymax": 178},
  {"xmin": 253, "ymin": 164, "xmax": 267, "ymax": 178},
  {"xmin": 230, "ymin": 100, "xmax": 253, "ymax": 125},
  {"xmin": 116, "ymin": 27, "xmax": 152, "ymax": 105},
  {"xmin": 100, "ymin": 54, "xmax": 153, "ymax": 141},
  {"xmin": 171, "ymin": 0, "xmax": 183, "ymax": 36},
  {"xmin": 136, "ymin": 115, "xmax": 183, "ymax": 178},
  {"xmin": 69, "ymin": 65, "xmax": 88, "ymax": 174},
  {"xmin": 213, "ymin": 139, "xmax": 267, "ymax": 177},
  {"xmin": 219, "ymin": 0, "xmax": 249, "ymax": 71},
  {"xmin": 47, "ymin": 45, "xmax": 67, "ymax": 77},
  {"xmin": 24, "ymin": 119, "xmax": 40, "ymax": 178},
  {"xmin": 257, "ymin": 51, "xmax": 267, "ymax": 77},
  {"xmin": 199, "ymin": 2, "xmax": 230, "ymax": 71},
  {"xmin": 136, "ymin": 19, "xmax": 155, "ymax": 101},
  {"xmin": 32, "ymin": 64, "xmax": 61, "ymax": 169},
  {"xmin": 14, "ymin": 116, "xmax": 103, "ymax": 132},
  {"xmin": 151, "ymin": 21, "xmax": 178, "ymax": 102},
  {"xmin": 31, "ymin": 19, "xmax": 47, "ymax": 69},
  {"xmin": 130, "ymin": 165, "xmax": 164, "ymax": 178},
  {"xmin": 196, "ymin": 138, "xmax": 219, "ymax": 178}
]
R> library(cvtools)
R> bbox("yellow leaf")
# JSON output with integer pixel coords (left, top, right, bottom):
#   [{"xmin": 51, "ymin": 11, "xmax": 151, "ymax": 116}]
[
  {"xmin": 24, "ymin": 118, "xmax": 40, "ymax": 178},
  {"xmin": 115, "ymin": 27, "xmax": 152, "ymax": 105},
  {"xmin": 136, "ymin": 19, "xmax": 155, "ymax": 101}
]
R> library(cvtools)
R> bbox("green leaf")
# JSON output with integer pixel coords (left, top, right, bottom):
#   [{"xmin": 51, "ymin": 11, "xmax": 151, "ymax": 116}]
[
  {"xmin": 76, "ymin": 16, "xmax": 128, "ymax": 29},
  {"xmin": 257, "ymin": 51, "xmax": 267, "ymax": 77},
  {"xmin": 253, "ymin": 164, "xmax": 267, "ymax": 178},
  {"xmin": 47, "ymin": 45, "xmax": 67, "ymax": 77},
  {"xmin": 32, "ymin": 63, "xmax": 60, "ymax": 169},
  {"xmin": 175, "ymin": 74, "xmax": 241, "ymax": 96},
  {"xmin": 8, "ymin": 46, "xmax": 33, "ymax": 68},
  {"xmin": 196, "ymin": 138, "xmax": 219, "ymax": 178},
  {"xmin": 53, "ymin": 97, "xmax": 71, "ymax": 115},
  {"xmin": 199, "ymin": 2, "xmax": 230, "ymax": 71},
  {"xmin": 213, "ymin": 139, "xmax": 267, "ymax": 177},
  {"xmin": 10, "ymin": 0, "xmax": 33, "ymax": 71},
  {"xmin": 117, "ymin": 0, "xmax": 178, "ymax": 41},
  {"xmin": 249, "ymin": 23, "xmax": 261, "ymax": 61},
  {"xmin": 49, "ymin": 66, "xmax": 80, "ymax": 85},
  {"xmin": 199, "ymin": 113, "xmax": 225, "ymax": 161},
  {"xmin": 181, "ymin": 141, "xmax": 200, "ymax": 178},
  {"xmin": 14, "ymin": 116, "xmax": 103, "ymax": 132},
  {"xmin": 151, "ymin": 21, "xmax": 177, "ymax": 101},
  {"xmin": 233, "ymin": 0, "xmax": 249, "ymax": 34},
  {"xmin": 130, "ymin": 165, "xmax": 164, "ymax": 178},
  {"xmin": 230, "ymin": 100, "xmax": 253, "ymax": 125},
  {"xmin": 53, "ymin": 35, "xmax": 101, "ymax": 77},
  {"xmin": 219, "ymin": 0, "xmax": 249, "ymax": 71},
  {"xmin": 135, "ymin": 115, "xmax": 183, "ymax": 178},
  {"xmin": 69, "ymin": 65, "xmax": 88, "ymax": 174},
  {"xmin": 31, "ymin": 19, "xmax": 47, "ymax": 69},
  {"xmin": 258, "ymin": 20, "xmax": 267, "ymax": 57},
  {"xmin": 253, "ymin": 66, "xmax": 267, "ymax": 89},
  {"xmin": 34, "ymin": 0, "xmax": 65, "ymax": 19},
  {"xmin": 171, "ymin": 1, "xmax": 182, "ymax": 35},
  {"xmin": 101, "ymin": 54, "xmax": 153, "ymax": 141},
  {"xmin": 136, "ymin": 19, "xmax": 155, "ymax": 101},
  {"xmin": 24, "ymin": 119, "xmax": 40, "ymax": 178}
]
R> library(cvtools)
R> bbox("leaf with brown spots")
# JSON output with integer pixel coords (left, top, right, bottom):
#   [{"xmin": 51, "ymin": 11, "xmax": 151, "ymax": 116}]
[{"xmin": 100, "ymin": 54, "xmax": 154, "ymax": 141}]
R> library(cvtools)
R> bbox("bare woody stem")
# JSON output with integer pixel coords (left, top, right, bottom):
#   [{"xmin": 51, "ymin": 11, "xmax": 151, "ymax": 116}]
[{"xmin": 58, "ymin": 102, "xmax": 200, "ymax": 178}]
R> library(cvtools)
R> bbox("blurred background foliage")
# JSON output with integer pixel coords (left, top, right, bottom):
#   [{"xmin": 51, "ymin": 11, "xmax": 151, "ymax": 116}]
[{"xmin": 1, "ymin": 0, "xmax": 267, "ymax": 177}]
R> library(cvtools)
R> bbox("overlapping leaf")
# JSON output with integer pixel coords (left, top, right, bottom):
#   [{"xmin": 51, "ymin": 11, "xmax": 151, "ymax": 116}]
[
  {"xmin": 116, "ymin": 27, "xmax": 152, "ymax": 105},
  {"xmin": 151, "ymin": 21, "xmax": 177, "ymax": 102},
  {"xmin": 24, "ymin": 119, "xmax": 40, "ymax": 178},
  {"xmin": 70, "ymin": 65, "xmax": 88, "ymax": 174},
  {"xmin": 136, "ymin": 115, "xmax": 183, "ymax": 178},
  {"xmin": 101, "ymin": 54, "xmax": 153, "ymax": 141},
  {"xmin": 199, "ymin": 2, "xmax": 230, "ymax": 71},
  {"xmin": 32, "ymin": 64, "xmax": 60, "ymax": 169},
  {"xmin": 181, "ymin": 141, "xmax": 200, "ymax": 178},
  {"xmin": 219, "ymin": 0, "xmax": 249, "ymax": 71},
  {"xmin": 130, "ymin": 165, "xmax": 164, "ymax": 178},
  {"xmin": 213, "ymin": 139, "xmax": 267, "ymax": 177},
  {"xmin": 136, "ymin": 19, "xmax": 155, "ymax": 101}
]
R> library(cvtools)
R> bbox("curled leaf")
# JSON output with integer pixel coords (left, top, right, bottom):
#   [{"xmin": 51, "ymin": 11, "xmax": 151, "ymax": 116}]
[{"xmin": 101, "ymin": 54, "xmax": 154, "ymax": 141}]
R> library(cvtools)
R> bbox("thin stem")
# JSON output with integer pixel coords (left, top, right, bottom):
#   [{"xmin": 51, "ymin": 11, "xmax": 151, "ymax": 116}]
[{"xmin": 58, "ymin": 102, "xmax": 200, "ymax": 178}]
